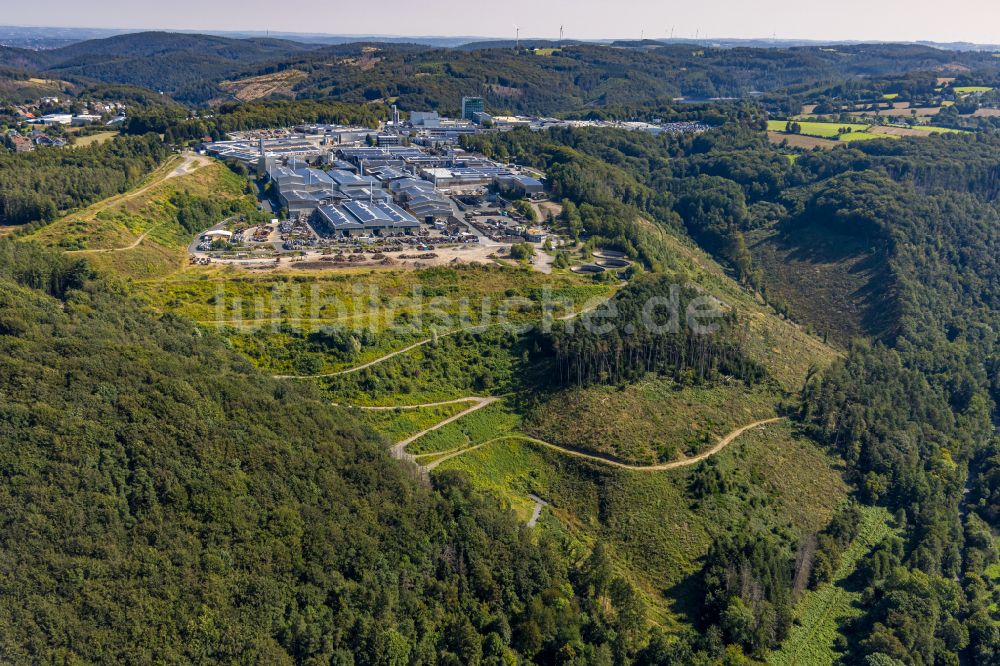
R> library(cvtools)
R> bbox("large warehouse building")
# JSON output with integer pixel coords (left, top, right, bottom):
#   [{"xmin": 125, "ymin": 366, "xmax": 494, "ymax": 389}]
[{"xmin": 313, "ymin": 201, "xmax": 420, "ymax": 237}]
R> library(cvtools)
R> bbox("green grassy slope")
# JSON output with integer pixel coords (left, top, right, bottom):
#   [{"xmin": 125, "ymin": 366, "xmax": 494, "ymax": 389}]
[
  {"xmin": 25, "ymin": 157, "xmax": 250, "ymax": 279},
  {"xmin": 433, "ymin": 421, "xmax": 849, "ymax": 627},
  {"xmin": 525, "ymin": 378, "xmax": 778, "ymax": 465}
]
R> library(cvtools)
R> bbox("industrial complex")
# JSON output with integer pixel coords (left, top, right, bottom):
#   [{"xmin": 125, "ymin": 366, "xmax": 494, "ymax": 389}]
[{"xmin": 193, "ymin": 99, "xmax": 708, "ymax": 268}]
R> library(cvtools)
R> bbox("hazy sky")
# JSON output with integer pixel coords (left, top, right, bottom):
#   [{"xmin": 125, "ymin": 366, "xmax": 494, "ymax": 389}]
[{"xmin": 7, "ymin": 0, "xmax": 1000, "ymax": 43}]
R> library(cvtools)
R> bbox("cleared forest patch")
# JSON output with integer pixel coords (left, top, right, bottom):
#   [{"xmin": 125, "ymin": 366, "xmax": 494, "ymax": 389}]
[{"xmin": 220, "ymin": 69, "xmax": 307, "ymax": 101}]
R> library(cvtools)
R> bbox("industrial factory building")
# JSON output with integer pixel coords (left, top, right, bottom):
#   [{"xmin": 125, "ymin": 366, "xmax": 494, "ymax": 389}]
[{"xmin": 313, "ymin": 201, "xmax": 420, "ymax": 237}]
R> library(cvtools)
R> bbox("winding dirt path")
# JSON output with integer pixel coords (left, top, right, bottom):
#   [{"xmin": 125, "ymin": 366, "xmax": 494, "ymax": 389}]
[
  {"xmin": 274, "ymin": 335, "xmax": 452, "ymax": 379},
  {"xmin": 424, "ymin": 417, "xmax": 783, "ymax": 472},
  {"xmin": 66, "ymin": 153, "xmax": 212, "ymax": 255},
  {"xmin": 336, "ymin": 398, "xmax": 480, "ymax": 411},
  {"xmin": 273, "ymin": 297, "xmax": 614, "ymax": 380},
  {"xmin": 73, "ymin": 227, "xmax": 154, "ymax": 254},
  {"xmin": 389, "ymin": 397, "xmax": 499, "ymax": 464}
]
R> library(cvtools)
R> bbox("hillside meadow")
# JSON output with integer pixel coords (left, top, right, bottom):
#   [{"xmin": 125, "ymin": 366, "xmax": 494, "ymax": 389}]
[
  {"xmin": 137, "ymin": 264, "xmax": 615, "ymax": 376},
  {"xmin": 432, "ymin": 420, "xmax": 850, "ymax": 627},
  {"xmin": 25, "ymin": 157, "xmax": 257, "ymax": 279}
]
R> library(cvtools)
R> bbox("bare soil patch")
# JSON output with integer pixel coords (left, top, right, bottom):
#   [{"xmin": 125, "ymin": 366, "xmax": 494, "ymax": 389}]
[
  {"xmin": 870, "ymin": 125, "xmax": 931, "ymax": 137},
  {"xmin": 220, "ymin": 69, "xmax": 307, "ymax": 101},
  {"xmin": 767, "ymin": 131, "xmax": 836, "ymax": 150}
]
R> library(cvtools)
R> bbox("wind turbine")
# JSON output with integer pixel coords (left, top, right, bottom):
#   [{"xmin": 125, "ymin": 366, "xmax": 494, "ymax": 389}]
[
  {"xmin": 559, "ymin": 25, "xmax": 564, "ymax": 44},
  {"xmin": 514, "ymin": 24, "xmax": 520, "ymax": 50}
]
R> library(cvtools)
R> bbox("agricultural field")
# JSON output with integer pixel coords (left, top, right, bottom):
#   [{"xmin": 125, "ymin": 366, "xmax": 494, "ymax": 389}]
[
  {"xmin": 848, "ymin": 106, "xmax": 943, "ymax": 118},
  {"xmin": 767, "ymin": 130, "xmax": 837, "ymax": 150},
  {"xmin": 770, "ymin": 506, "xmax": 895, "ymax": 666},
  {"xmin": 953, "ymin": 85, "xmax": 994, "ymax": 94},
  {"xmin": 70, "ymin": 131, "xmax": 119, "ymax": 147},
  {"xmin": 767, "ymin": 120, "xmax": 878, "ymax": 139},
  {"xmin": 870, "ymin": 124, "xmax": 968, "ymax": 137},
  {"xmin": 836, "ymin": 130, "xmax": 895, "ymax": 142}
]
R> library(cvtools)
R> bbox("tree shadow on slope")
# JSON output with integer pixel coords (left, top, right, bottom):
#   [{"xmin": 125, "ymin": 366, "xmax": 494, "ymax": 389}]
[{"xmin": 749, "ymin": 222, "xmax": 899, "ymax": 347}]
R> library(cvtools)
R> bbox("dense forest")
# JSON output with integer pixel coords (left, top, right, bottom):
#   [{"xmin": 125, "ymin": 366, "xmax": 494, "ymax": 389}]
[
  {"xmin": 1, "ymin": 29, "xmax": 999, "ymax": 663},
  {"xmin": 0, "ymin": 239, "xmax": 661, "ymax": 664},
  {"xmin": 465, "ymin": 120, "xmax": 1000, "ymax": 663},
  {"xmin": 124, "ymin": 99, "xmax": 387, "ymax": 141},
  {"xmin": 0, "ymin": 134, "xmax": 168, "ymax": 228},
  {"xmin": 260, "ymin": 42, "xmax": 1000, "ymax": 115},
  {"xmin": 538, "ymin": 276, "xmax": 766, "ymax": 388},
  {"xmin": 0, "ymin": 32, "xmax": 321, "ymax": 104}
]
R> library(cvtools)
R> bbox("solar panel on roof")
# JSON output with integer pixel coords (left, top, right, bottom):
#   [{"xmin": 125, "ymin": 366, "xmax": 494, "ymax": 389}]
[
  {"xmin": 375, "ymin": 202, "xmax": 418, "ymax": 224},
  {"xmin": 342, "ymin": 200, "xmax": 387, "ymax": 224},
  {"xmin": 318, "ymin": 205, "xmax": 348, "ymax": 224}
]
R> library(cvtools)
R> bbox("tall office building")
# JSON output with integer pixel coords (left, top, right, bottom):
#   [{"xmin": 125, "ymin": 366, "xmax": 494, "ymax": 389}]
[{"xmin": 461, "ymin": 96, "xmax": 485, "ymax": 121}]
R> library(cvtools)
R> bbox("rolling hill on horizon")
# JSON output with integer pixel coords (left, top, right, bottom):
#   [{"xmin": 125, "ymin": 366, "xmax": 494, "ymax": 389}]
[
  {"xmin": 0, "ymin": 31, "xmax": 321, "ymax": 100},
  {"xmin": 6, "ymin": 30, "xmax": 1000, "ymax": 107}
]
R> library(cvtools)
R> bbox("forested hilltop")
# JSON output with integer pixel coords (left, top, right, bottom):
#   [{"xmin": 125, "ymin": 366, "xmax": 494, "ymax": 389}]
[
  {"xmin": 0, "ymin": 134, "xmax": 167, "ymax": 228},
  {"xmin": 7, "ymin": 33, "xmax": 1000, "ymax": 108},
  {"xmin": 0, "ymin": 30, "xmax": 999, "ymax": 665}
]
